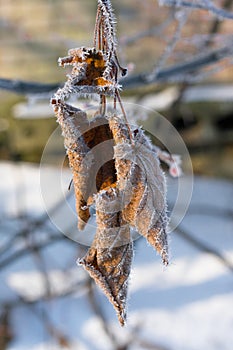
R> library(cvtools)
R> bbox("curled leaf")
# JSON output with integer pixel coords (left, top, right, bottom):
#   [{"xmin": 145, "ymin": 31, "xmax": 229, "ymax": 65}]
[
  {"xmin": 52, "ymin": 102, "xmax": 92, "ymax": 229},
  {"xmin": 52, "ymin": 102, "xmax": 117, "ymax": 229},
  {"xmin": 57, "ymin": 47, "xmax": 119, "ymax": 98},
  {"xmin": 109, "ymin": 114, "xmax": 169, "ymax": 265},
  {"xmin": 51, "ymin": 0, "xmax": 171, "ymax": 326},
  {"xmin": 78, "ymin": 188, "xmax": 133, "ymax": 326}
]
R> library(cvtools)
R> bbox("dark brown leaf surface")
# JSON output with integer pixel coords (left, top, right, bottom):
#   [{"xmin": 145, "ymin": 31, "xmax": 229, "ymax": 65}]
[
  {"xmin": 79, "ymin": 188, "xmax": 133, "ymax": 326},
  {"xmin": 109, "ymin": 114, "xmax": 169, "ymax": 265}
]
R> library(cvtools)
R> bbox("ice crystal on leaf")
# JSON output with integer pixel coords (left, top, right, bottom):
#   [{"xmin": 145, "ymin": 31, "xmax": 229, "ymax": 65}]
[{"xmin": 51, "ymin": 0, "xmax": 169, "ymax": 326}]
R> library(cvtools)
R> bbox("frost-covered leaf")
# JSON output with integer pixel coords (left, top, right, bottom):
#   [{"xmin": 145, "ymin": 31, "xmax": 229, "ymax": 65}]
[
  {"xmin": 78, "ymin": 188, "xmax": 133, "ymax": 326},
  {"xmin": 56, "ymin": 48, "xmax": 119, "ymax": 99},
  {"xmin": 52, "ymin": 102, "xmax": 116, "ymax": 229},
  {"xmin": 51, "ymin": 0, "xmax": 170, "ymax": 326},
  {"xmin": 52, "ymin": 102, "xmax": 92, "ymax": 229},
  {"xmin": 109, "ymin": 114, "xmax": 169, "ymax": 265}
]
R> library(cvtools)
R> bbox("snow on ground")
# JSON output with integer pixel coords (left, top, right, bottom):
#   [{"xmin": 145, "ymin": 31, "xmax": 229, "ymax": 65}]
[{"xmin": 0, "ymin": 161, "xmax": 233, "ymax": 350}]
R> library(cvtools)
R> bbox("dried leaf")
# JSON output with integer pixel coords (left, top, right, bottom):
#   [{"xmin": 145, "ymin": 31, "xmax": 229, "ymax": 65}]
[
  {"xmin": 51, "ymin": 0, "xmax": 171, "ymax": 327},
  {"xmin": 52, "ymin": 102, "xmax": 117, "ymax": 229},
  {"xmin": 78, "ymin": 188, "xmax": 133, "ymax": 326},
  {"xmin": 52, "ymin": 102, "xmax": 92, "ymax": 229},
  {"xmin": 57, "ymin": 47, "xmax": 119, "ymax": 98},
  {"xmin": 109, "ymin": 114, "xmax": 169, "ymax": 265}
]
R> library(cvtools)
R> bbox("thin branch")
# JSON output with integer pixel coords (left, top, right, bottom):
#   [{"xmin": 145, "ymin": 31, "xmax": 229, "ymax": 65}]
[
  {"xmin": 148, "ymin": 8, "xmax": 189, "ymax": 81},
  {"xmin": 175, "ymin": 226, "xmax": 233, "ymax": 273},
  {"xmin": 162, "ymin": 58, "xmax": 233, "ymax": 84},
  {"xmin": 2, "ymin": 277, "xmax": 89, "ymax": 311},
  {"xmin": 30, "ymin": 242, "xmax": 53, "ymax": 299},
  {"xmin": 159, "ymin": 0, "xmax": 233, "ymax": 20},
  {"xmin": 1, "ymin": 45, "xmax": 232, "ymax": 94},
  {"xmin": 201, "ymin": 0, "xmax": 233, "ymax": 47},
  {"xmin": 0, "ymin": 233, "xmax": 71, "ymax": 271},
  {"xmin": 86, "ymin": 279, "xmax": 122, "ymax": 350},
  {"xmin": 0, "ymin": 191, "xmax": 73, "ymax": 258},
  {"xmin": 28, "ymin": 303, "xmax": 71, "ymax": 348},
  {"xmin": 120, "ymin": 12, "xmax": 174, "ymax": 46},
  {"xmin": 123, "ymin": 45, "xmax": 233, "ymax": 88},
  {"xmin": 167, "ymin": 0, "xmax": 233, "ymax": 119},
  {"xmin": 0, "ymin": 78, "xmax": 60, "ymax": 95}
]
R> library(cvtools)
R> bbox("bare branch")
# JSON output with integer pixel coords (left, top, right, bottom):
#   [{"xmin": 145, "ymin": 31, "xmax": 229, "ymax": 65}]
[
  {"xmin": 124, "ymin": 45, "xmax": 233, "ymax": 88},
  {"xmin": 86, "ymin": 279, "xmax": 121, "ymax": 349},
  {"xmin": 176, "ymin": 226, "xmax": 233, "ymax": 273},
  {"xmin": 0, "ymin": 78, "xmax": 60, "ymax": 95},
  {"xmin": 167, "ymin": 0, "xmax": 233, "ymax": 114},
  {"xmin": 0, "ymin": 233, "xmax": 70, "ymax": 271},
  {"xmin": 148, "ymin": 8, "xmax": 189, "ymax": 81},
  {"xmin": 0, "ymin": 191, "xmax": 73, "ymax": 258},
  {"xmin": 1, "ymin": 45, "xmax": 232, "ymax": 95},
  {"xmin": 120, "ymin": 12, "xmax": 174, "ymax": 46},
  {"xmin": 159, "ymin": 0, "xmax": 233, "ymax": 20}
]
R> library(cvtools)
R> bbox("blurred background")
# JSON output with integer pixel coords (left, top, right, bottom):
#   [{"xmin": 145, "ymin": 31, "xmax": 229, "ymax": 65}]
[{"xmin": 0, "ymin": 1, "xmax": 233, "ymax": 349}]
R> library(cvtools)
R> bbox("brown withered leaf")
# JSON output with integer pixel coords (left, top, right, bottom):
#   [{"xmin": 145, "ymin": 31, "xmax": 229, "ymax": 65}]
[
  {"xmin": 109, "ymin": 114, "xmax": 169, "ymax": 265},
  {"xmin": 53, "ymin": 102, "xmax": 116, "ymax": 229},
  {"xmin": 78, "ymin": 188, "xmax": 133, "ymax": 326},
  {"xmin": 81, "ymin": 113, "xmax": 116, "ymax": 197},
  {"xmin": 53, "ymin": 102, "xmax": 92, "ymax": 229},
  {"xmin": 58, "ymin": 47, "xmax": 117, "ymax": 96},
  {"xmin": 51, "ymin": 0, "xmax": 170, "ymax": 327}
]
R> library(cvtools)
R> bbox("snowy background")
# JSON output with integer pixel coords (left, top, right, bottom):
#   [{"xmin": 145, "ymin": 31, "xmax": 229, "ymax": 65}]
[{"xmin": 0, "ymin": 161, "xmax": 232, "ymax": 350}]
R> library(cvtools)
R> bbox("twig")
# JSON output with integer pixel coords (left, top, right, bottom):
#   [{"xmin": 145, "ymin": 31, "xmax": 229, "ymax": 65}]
[
  {"xmin": 0, "ymin": 233, "xmax": 72, "ymax": 270},
  {"xmin": 120, "ymin": 12, "xmax": 174, "ymax": 46},
  {"xmin": 167, "ymin": 0, "xmax": 233, "ymax": 114},
  {"xmin": 175, "ymin": 226, "xmax": 233, "ymax": 273},
  {"xmin": 159, "ymin": 0, "xmax": 233, "ymax": 20},
  {"xmin": 124, "ymin": 45, "xmax": 233, "ymax": 88},
  {"xmin": 1, "ymin": 45, "xmax": 232, "ymax": 94},
  {"xmin": 86, "ymin": 279, "xmax": 123, "ymax": 350},
  {"xmin": 200, "ymin": 0, "xmax": 233, "ymax": 48},
  {"xmin": 1, "ymin": 276, "xmax": 89, "ymax": 311},
  {"xmin": 27, "ymin": 303, "xmax": 71, "ymax": 348},
  {"xmin": 0, "ymin": 190, "xmax": 73, "ymax": 258},
  {"xmin": 0, "ymin": 78, "xmax": 60, "ymax": 95},
  {"xmin": 29, "ymin": 242, "xmax": 53, "ymax": 299},
  {"xmin": 148, "ymin": 8, "xmax": 189, "ymax": 82}
]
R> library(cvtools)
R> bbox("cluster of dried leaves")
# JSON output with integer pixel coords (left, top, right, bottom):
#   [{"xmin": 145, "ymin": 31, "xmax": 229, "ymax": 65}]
[{"xmin": 51, "ymin": 0, "xmax": 169, "ymax": 326}]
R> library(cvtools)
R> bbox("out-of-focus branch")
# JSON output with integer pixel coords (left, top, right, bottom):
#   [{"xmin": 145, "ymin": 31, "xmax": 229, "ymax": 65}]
[
  {"xmin": 0, "ymin": 191, "xmax": 73, "ymax": 258},
  {"xmin": 0, "ymin": 233, "xmax": 70, "ymax": 270},
  {"xmin": 28, "ymin": 303, "xmax": 71, "ymax": 348},
  {"xmin": 87, "ymin": 279, "xmax": 122, "ymax": 350},
  {"xmin": 124, "ymin": 45, "xmax": 233, "ymax": 88},
  {"xmin": 175, "ymin": 226, "xmax": 233, "ymax": 273},
  {"xmin": 148, "ymin": 8, "xmax": 189, "ymax": 81},
  {"xmin": 202, "ymin": 0, "xmax": 233, "ymax": 47},
  {"xmin": 0, "ymin": 78, "xmax": 60, "ymax": 95},
  {"xmin": 168, "ymin": 0, "xmax": 233, "ymax": 112},
  {"xmin": 159, "ymin": 0, "xmax": 233, "ymax": 20},
  {"xmin": 120, "ymin": 12, "xmax": 174, "ymax": 46},
  {"xmin": 30, "ymin": 242, "xmax": 53, "ymax": 298},
  {"xmin": 0, "ymin": 45, "xmax": 232, "ymax": 94}
]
